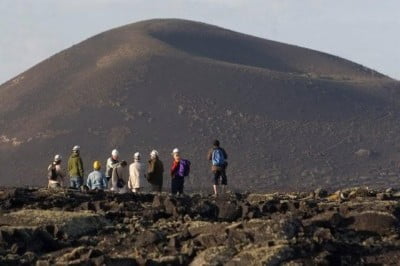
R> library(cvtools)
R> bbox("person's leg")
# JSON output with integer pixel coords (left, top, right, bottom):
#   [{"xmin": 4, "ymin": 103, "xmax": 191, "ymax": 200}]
[
  {"xmin": 77, "ymin": 177, "xmax": 84, "ymax": 188},
  {"xmin": 221, "ymin": 170, "xmax": 227, "ymax": 194},
  {"xmin": 213, "ymin": 171, "xmax": 220, "ymax": 196},
  {"xmin": 111, "ymin": 175, "xmax": 118, "ymax": 191},
  {"xmin": 152, "ymin": 184, "xmax": 162, "ymax": 193},
  {"xmin": 171, "ymin": 178, "xmax": 177, "ymax": 195},
  {"xmin": 70, "ymin": 177, "xmax": 76, "ymax": 189},
  {"xmin": 106, "ymin": 177, "xmax": 111, "ymax": 189},
  {"xmin": 179, "ymin": 177, "xmax": 184, "ymax": 195},
  {"xmin": 119, "ymin": 185, "xmax": 128, "ymax": 194}
]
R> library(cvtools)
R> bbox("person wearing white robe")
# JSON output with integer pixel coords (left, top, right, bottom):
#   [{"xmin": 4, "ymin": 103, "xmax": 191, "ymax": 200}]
[{"xmin": 129, "ymin": 152, "xmax": 142, "ymax": 193}]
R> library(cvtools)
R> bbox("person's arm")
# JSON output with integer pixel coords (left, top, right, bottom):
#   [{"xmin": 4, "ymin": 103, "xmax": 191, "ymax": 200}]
[
  {"xmin": 101, "ymin": 173, "xmax": 107, "ymax": 189},
  {"xmin": 170, "ymin": 161, "xmax": 179, "ymax": 177},
  {"xmin": 207, "ymin": 149, "xmax": 212, "ymax": 161},
  {"xmin": 148, "ymin": 160, "xmax": 155, "ymax": 174},
  {"xmin": 128, "ymin": 165, "xmax": 134, "ymax": 189},
  {"xmin": 67, "ymin": 158, "xmax": 72, "ymax": 173},
  {"xmin": 106, "ymin": 158, "xmax": 112, "ymax": 169},
  {"xmin": 160, "ymin": 160, "xmax": 164, "ymax": 175},
  {"xmin": 60, "ymin": 167, "xmax": 66, "ymax": 178},
  {"xmin": 127, "ymin": 165, "xmax": 132, "ymax": 188},
  {"xmin": 109, "ymin": 160, "xmax": 119, "ymax": 170},
  {"xmin": 135, "ymin": 165, "xmax": 141, "ymax": 183},
  {"xmin": 60, "ymin": 167, "xmax": 65, "ymax": 186},
  {"xmin": 86, "ymin": 174, "xmax": 92, "ymax": 189},
  {"xmin": 78, "ymin": 158, "xmax": 84, "ymax": 177},
  {"xmin": 222, "ymin": 148, "xmax": 228, "ymax": 160}
]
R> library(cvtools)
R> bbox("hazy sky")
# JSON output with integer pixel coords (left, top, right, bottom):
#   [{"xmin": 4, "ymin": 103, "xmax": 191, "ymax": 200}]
[{"xmin": 1, "ymin": 0, "xmax": 399, "ymax": 84}]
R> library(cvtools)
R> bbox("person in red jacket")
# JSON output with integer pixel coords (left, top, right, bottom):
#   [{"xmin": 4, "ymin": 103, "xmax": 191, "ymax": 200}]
[{"xmin": 170, "ymin": 148, "xmax": 191, "ymax": 195}]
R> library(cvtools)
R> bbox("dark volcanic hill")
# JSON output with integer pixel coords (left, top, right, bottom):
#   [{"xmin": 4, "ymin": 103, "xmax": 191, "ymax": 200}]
[{"xmin": 1, "ymin": 19, "xmax": 400, "ymax": 190}]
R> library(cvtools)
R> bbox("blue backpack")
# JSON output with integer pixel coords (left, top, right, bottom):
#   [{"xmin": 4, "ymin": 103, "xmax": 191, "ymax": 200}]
[
  {"xmin": 212, "ymin": 149, "xmax": 225, "ymax": 166},
  {"xmin": 178, "ymin": 159, "xmax": 191, "ymax": 177}
]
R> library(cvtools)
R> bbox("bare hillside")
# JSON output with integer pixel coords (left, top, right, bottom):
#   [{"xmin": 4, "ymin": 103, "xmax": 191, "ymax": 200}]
[{"xmin": 0, "ymin": 19, "xmax": 399, "ymax": 191}]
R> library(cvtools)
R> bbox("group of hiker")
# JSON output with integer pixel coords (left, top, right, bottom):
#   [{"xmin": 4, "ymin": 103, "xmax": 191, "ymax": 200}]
[{"xmin": 47, "ymin": 140, "xmax": 228, "ymax": 196}]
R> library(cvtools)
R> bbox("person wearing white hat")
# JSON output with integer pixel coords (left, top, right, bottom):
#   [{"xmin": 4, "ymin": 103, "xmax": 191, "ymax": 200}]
[
  {"xmin": 47, "ymin": 154, "xmax": 65, "ymax": 189},
  {"xmin": 106, "ymin": 149, "xmax": 120, "ymax": 185},
  {"xmin": 128, "ymin": 152, "xmax": 142, "ymax": 193},
  {"xmin": 68, "ymin": 145, "xmax": 84, "ymax": 189},
  {"xmin": 146, "ymin": 150, "xmax": 164, "ymax": 192}
]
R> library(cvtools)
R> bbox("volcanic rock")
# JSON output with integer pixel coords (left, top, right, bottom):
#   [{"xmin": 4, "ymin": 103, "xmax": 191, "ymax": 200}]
[
  {"xmin": 0, "ymin": 209, "xmax": 109, "ymax": 239},
  {"xmin": 0, "ymin": 188, "xmax": 398, "ymax": 264}
]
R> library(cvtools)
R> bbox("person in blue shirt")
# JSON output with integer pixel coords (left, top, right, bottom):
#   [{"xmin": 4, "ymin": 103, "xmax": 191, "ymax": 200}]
[{"xmin": 87, "ymin": 161, "xmax": 107, "ymax": 190}]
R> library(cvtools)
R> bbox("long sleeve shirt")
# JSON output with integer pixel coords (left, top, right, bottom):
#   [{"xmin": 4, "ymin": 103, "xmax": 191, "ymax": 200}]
[
  {"xmin": 68, "ymin": 153, "xmax": 84, "ymax": 177},
  {"xmin": 128, "ymin": 161, "xmax": 142, "ymax": 189},
  {"xmin": 106, "ymin": 157, "xmax": 119, "ymax": 178},
  {"xmin": 86, "ymin": 170, "xmax": 107, "ymax": 190},
  {"xmin": 170, "ymin": 160, "xmax": 180, "ymax": 177},
  {"xmin": 112, "ymin": 165, "xmax": 129, "ymax": 190},
  {"xmin": 147, "ymin": 158, "xmax": 164, "ymax": 186}
]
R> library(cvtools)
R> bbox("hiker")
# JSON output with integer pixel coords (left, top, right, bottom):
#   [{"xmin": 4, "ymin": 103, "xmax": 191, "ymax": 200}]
[
  {"xmin": 128, "ymin": 152, "xmax": 142, "ymax": 193},
  {"xmin": 146, "ymin": 150, "xmax": 164, "ymax": 193},
  {"xmin": 111, "ymin": 160, "xmax": 129, "ymax": 193},
  {"xmin": 47, "ymin": 155, "xmax": 65, "ymax": 188},
  {"xmin": 170, "ymin": 148, "xmax": 191, "ymax": 195},
  {"xmin": 86, "ymin": 161, "xmax": 107, "ymax": 190},
  {"xmin": 207, "ymin": 140, "xmax": 228, "ymax": 196},
  {"xmin": 106, "ymin": 149, "xmax": 120, "ymax": 184},
  {"xmin": 68, "ymin": 145, "xmax": 84, "ymax": 189}
]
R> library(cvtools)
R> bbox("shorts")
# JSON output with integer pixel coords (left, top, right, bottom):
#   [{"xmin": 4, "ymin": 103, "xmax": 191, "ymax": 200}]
[{"xmin": 213, "ymin": 170, "xmax": 227, "ymax": 186}]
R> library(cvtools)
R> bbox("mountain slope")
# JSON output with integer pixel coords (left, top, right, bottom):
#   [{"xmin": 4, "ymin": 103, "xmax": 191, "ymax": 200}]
[{"xmin": 0, "ymin": 19, "xmax": 399, "ymax": 191}]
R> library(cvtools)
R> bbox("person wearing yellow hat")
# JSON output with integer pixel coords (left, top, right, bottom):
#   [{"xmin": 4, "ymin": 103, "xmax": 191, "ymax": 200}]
[{"xmin": 86, "ymin": 160, "xmax": 107, "ymax": 190}]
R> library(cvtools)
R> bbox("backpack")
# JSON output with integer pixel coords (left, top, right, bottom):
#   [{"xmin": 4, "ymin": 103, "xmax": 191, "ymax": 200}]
[
  {"xmin": 178, "ymin": 159, "xmax": 191, "ymax": 177},
  {"xmin": 114, "ymin": 167, "xmax": 125, "ymax": 188},
  {"xmin": 212, "ymin": 149, "xmax": 225, "ymax": 166},
  {"xmin": 48, "ymin": 164, "xmax": 58, "ymax": 181}
]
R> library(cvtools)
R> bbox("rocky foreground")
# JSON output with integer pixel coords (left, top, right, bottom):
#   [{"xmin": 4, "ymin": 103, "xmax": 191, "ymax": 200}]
[{"xmin": 1, "ymin": 188, "xmax": 400, "ymax": 265}]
